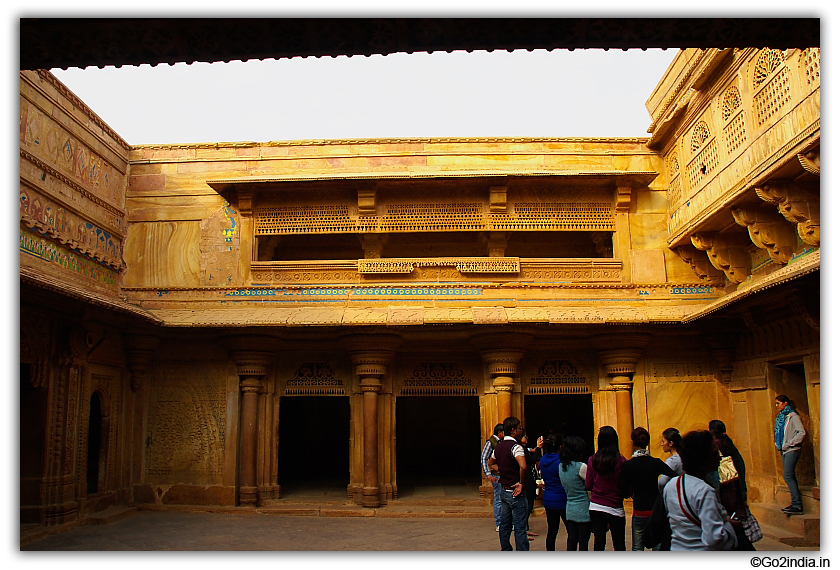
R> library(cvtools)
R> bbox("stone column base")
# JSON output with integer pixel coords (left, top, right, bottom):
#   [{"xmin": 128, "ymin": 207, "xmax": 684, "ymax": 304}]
[
  {"xmin": 257, "ymin": 485, "xmax": 280, "ymax": 505},
  {"xmin": 239, "ymin": 486, "xmax": 258, "ymax": 507},
  {"xmin": 362, "ymin": 486, "xmax": 381, "ymax": 508}
]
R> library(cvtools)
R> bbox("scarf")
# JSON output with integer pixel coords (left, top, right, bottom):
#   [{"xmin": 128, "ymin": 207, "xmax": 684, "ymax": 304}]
[
  {"xmin": 775, "ymin": 405, "xmax": 793, "ymax": 450},
  {"xmin": 632, "ymin": 449, "xmax": 651, "ymax": 458}
]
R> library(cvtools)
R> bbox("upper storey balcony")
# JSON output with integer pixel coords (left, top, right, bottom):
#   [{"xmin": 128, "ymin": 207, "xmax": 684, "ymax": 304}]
[{"xmin": 646, "ymin": 48, "xmax": 819, "ymax": 291}]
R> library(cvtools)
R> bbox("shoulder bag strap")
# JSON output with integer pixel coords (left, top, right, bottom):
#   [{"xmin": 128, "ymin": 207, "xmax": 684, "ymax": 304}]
[{"xmin": 677, "ymin": 475, "xmax": 702, "ymax": 527}]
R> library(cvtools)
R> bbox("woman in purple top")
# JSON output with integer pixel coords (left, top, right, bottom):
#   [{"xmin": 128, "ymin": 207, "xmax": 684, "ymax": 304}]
[{"xmin": 586, "ymin": 426, "xmax": 627, "ymax": 551}]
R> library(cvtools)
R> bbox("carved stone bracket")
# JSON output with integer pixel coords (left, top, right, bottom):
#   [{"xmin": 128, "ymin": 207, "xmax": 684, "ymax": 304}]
[
  {"xmin": 731, "ymin": 207, "xmax": 798, "ymax": 264},
  {"xmin": 489, "ymin": 185, "xmax": 508, "ymax": 213},
  {"xmin": 756, "ymin": 181, "xmax": 820, "ymax": 247},
  {"xmin": 123, "ymin": 333, "xmax": 161, "ymax": 392},
  {"xmin": 690, "ymin": 232, "xmax": 753, "ymax": 283},
  {"xmin": 357, "ymin": 187, "xmax": 377, "ymax": 216},
  {"xmin": 615, "ymin": 184, "xmax": 632, "ymax": 213},
  {"xmin": 473, "ymin": 329, "xmax": 533, "ymax": 421},
  {"xmin": 674, "ymin": 245, "xmax": 726, "ymax": 283}
]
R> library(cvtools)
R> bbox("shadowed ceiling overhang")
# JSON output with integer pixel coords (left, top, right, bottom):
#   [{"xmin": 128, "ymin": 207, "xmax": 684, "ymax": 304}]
[
  {"xmin": 21, "ymin": 17, "xmax": 820, "ymax": 71},
  {"xmin": 207, "ymin": 170, "xmax": 658, "ymax": 191}
]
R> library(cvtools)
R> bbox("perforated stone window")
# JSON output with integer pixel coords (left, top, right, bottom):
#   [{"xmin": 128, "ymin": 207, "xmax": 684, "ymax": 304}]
[
  {"xmin": 255, "ymin": 205, "xmax": 355, "ymax": 235},
  {"xmin": 720, "ymin": 85, "xmax": 747, "ymax": 155},
  {"xmin": 800, "ymin": 48, "xmax": 820, "ymax": 87},
  {"xmin": 687, "ymin": 139, "xmax": 720, "ymax": 189},
  {"xmin": 690, "ymin": 121, "xmax": 711, "ymax": 153},
  {"xmin": 379, "ymin": 203, "xmax": 484, "ymax": 232},
  {"xmin": 754, "ymin": 66, "xmax": 791, "ymax": 128},
  {"xmin": 666, "ymin": 151, "xmax": 683, "ymax": 208},
  {"xmin": 490, "ymin": 202, "xmax": 614, "ymax": 231},
  {"xmin": 753, "ymin": 48, "xmax": 785, "ymax": 88}
]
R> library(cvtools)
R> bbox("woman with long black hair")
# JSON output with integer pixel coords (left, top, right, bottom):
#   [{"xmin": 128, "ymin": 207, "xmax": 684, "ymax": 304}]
[
  {"xmin": 585, "ymin": 426, "xmax": 627, "ymax": 550},
  {"xmin": 557, "ymin": 435, "xmax": 591, "ymax": 550},
  {"xmin": 774, "ymin": 395, "xmax": 807, "ymax": 515},
  {"xmin": 709, "ymin": 420, "xmax": 748, "ymax": 520}
]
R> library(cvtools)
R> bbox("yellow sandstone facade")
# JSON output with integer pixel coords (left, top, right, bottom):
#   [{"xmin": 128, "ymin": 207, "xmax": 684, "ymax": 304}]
[{"xmin": 20, "ymin": 48, "xmax": 819, "ymax": 538}]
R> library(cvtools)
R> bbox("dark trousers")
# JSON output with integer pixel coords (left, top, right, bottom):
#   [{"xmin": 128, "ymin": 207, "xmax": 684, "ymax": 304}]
[
  {"xmin": 566, "ymin": 519, "xmax": 592, "ymax": 551},
  {"xmin": 590, "ymin": 509, "xmax": 626, "ymax": 551},
  {"xmin": 544, "ymin": 508, "xmax": 568, "ymax": 551}
]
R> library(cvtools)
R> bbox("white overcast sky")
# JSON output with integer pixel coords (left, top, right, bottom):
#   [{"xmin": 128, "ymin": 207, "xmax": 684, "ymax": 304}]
[{"xmin": 51, "ymin": 49, "xmax": 678, "ymax": 144}]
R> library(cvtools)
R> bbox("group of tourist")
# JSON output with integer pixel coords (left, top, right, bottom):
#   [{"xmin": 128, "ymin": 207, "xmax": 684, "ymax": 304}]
[{"xmin": 481, "ymin": 394, "xmax": 807, "ymax": 551}]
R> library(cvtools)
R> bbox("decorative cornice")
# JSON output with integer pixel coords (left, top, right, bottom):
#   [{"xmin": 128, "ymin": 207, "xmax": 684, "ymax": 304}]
[
  {"xmin": 33, "ymin": 70, "xmax": 131, "ymax": 151},
  {"xmin": 133, "ymin": 136, "xmax": 652, "ymax": 151},
  {"xmin": 20, "ymin": 149, "xmax": 126, "ymax": 218}
]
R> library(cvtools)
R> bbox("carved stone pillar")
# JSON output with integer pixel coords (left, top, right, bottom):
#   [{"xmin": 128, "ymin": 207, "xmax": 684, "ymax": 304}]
[
  {"xmin": 360, "ymin": 372, "xmax": 382, "ymax": 507},
  {"xmin": 472, "ymin": 330, "xmax": 533, "ymax": 424},
  {"xmin": 221, "ymin": 335, "xmax": 277, "ymax": 507},
  {"xmin": 123, "ymin": 333, "xmax": 160, "ymax": 393},
  {"xmin": 342, "ymin": 333, "xmax": 402, "ymax": 507},
  {"xmin": 591, "ymin": 332, "xmax": 651, "ymax": 460},
  {"xmin": 701, "ymin": 320, "xmax": 740, "ymax": 385}
]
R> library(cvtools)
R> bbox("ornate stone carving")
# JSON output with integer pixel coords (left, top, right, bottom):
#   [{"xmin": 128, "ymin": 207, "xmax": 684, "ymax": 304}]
[
  {"xmin": 285, "ymin": 362, "xmax": 345, "ymax": 395},
  {"xmin": 401, "ymin": 363, "xmax": 475, "ymax": 396},
  {"xmin": 755, "ymin": 181, "xmax": 820, "ymax": 247},
  {"xmin": 528, "ymin": 359, "xmax": 590, "ymax": 394},
  {"xmin": 146, "ymin": 361, "xmax": 227, "ymax": 477},
  {"xmin": 731, "ymin": 207, "xmax": 797, "ymax": 264},
  {"xmin": 357, "ymin": 257, "xmax": 520, "ymax": 274},
  {"xmin": 674, "ymin": 245, "xmax": 726, "ymax": 283},
  {"xmin": 690, "ymin": 233, "xmax": 752, "ymax": 283}
]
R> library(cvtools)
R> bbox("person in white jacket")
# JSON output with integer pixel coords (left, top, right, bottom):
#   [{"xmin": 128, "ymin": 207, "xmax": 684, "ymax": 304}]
[
  {"xmin": 775, "ymin": 395, "xmax": 807, "ymax": 514},
  {"xmin": 663, "ymin": 430, "xmax": 737, "ymax": 550}
]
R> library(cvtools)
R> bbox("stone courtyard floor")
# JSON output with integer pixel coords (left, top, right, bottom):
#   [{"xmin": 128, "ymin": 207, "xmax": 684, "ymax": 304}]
[{"xmin": 20, "ymin": 506, "xmax": 818, "ymax": 552}]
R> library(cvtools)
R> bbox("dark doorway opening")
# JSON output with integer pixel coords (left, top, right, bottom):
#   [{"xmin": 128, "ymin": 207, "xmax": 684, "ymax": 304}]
[
  {"xmin": 21, "ymin": 363, "xmax": 48, "ymax": 523},
  {"xmin": 396, "ymin": 396, "xmax": 481, "ymax": 492},
  {"xmin": 87, "ymin": 393, "xmax": 104, "ymax": 494},
  {"xmin": 524, "ymin": 394, "xmax": 595, "ymax": 458},
  {"xmin": 776, "ymin": 362, "xmax": 817, "ymax": 487},
  {"xmin": 277, "ymin": 396, "xmax": 350, "ymax": 494}
]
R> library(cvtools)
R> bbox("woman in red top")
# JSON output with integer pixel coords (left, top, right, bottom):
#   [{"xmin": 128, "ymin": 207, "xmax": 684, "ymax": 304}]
[{"xmin": 586, "ymin": 426, "xmax": 627, "ymax": 551}]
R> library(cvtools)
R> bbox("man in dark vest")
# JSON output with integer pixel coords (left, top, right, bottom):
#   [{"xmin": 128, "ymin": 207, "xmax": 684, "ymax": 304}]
[
  {"xmin": 488, "ymin": 416, "xmax": 529, "ymax": 551},
  {"xmin": 481, "ymin": 423, "xmax": 505, "ymax": 531}
]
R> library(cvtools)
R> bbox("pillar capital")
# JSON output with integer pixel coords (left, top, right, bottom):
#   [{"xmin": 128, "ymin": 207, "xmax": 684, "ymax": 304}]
[
  {"xmin": 492, "ymin": 376, "xmax": 515, "ymax": 392},
  {"xmin": 471, "ymin": 328, "xmax": 534, "ymax": 353},
  {"xmin": 123, "ymin": 332, "xmax": 160, "ymax": 392},
  {"xmin": 341, "ymin": 333, "xmax": 402, "ymax": 365},
  {"xmin": 359, "ymin": 376, "xmax": 382, "ymax": 393},
  {"xmin": 219, "ymin": 334, "xmax": 278, "ymax": 377}
]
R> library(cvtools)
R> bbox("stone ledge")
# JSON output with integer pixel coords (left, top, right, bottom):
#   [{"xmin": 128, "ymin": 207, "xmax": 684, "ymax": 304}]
[{"xmin": 87, "ymin": 506, "xmax": 139, "ymax": 525}]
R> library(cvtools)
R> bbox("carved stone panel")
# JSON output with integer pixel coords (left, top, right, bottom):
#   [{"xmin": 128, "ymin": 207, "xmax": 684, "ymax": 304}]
[
  {"xmin": 399, "ymin": 362, "xmax": 477, "ymax": 396},
  {"xmin": 146, "ymin": 361, "xmax": 227, "ymax": 481},
  {"xmin": 526, "ymin": 359, "xmax": 591, "ymax": 394}
]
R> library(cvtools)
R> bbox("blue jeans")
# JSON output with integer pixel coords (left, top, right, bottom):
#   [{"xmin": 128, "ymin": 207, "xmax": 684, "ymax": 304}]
[
  {"xmin": 498, "ymin": 489, "xmax": 530, "ymax": 551},
  {"xmin": 632, "ymin": 515, "xmax": 659, "ymax": 551},
  {"xmin": 783, "ymin": 449, "xmax": 803, "ymax": 509},
  {"xmin": 492, "ymin": 480, "xmax": 503, "ymax": 526}
]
